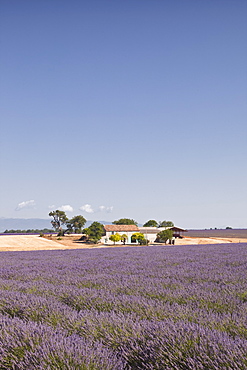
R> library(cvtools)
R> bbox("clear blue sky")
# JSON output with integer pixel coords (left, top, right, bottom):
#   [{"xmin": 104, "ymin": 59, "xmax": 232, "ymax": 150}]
[{"xmin": 0, "ymin": 0, "xmax": 246, "ymax": 229}]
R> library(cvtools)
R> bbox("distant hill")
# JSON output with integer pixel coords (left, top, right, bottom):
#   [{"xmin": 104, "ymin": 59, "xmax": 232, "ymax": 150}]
[
  {"xmin": 0, "ymin": 218, "xmax": 52, "ymax": 233},
  {"xmin": 0, "ymin": 218, "xmax": 112, "ymax": 233},
  {"xmin": 0, "ymin": 218, "xmax": 51, "ymax": 233}
]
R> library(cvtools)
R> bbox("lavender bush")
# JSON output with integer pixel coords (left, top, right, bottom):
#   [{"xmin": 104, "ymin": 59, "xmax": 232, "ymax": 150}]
[{"xmin": 0, "ymin": 243, "xmax": 246, "ymax": 369}]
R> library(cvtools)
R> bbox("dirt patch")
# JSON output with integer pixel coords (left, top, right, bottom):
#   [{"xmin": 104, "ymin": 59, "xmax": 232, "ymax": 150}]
[{"xmin": 43, "ymin": 234, "xmax": 94, "ymax": 248}]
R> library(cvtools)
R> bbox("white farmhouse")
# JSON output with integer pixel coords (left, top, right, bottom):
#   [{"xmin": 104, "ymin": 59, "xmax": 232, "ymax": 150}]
[{"xmin": 102, "ymin": 225, "xmax": 187, "ymax": 245}]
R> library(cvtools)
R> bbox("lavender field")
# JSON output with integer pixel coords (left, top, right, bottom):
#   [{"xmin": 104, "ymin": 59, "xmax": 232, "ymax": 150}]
[{"xmin": 0, "ymin": 244, "xmax": 246, "ymax": 369}]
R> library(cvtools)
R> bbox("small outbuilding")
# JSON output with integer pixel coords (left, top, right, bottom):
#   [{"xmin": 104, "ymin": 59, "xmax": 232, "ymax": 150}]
[{"xmin": 168, "ymin": 227, "xmax": 187, "ymax": 238}]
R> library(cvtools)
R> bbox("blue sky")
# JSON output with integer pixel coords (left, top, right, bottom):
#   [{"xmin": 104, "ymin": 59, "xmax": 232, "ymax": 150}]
[{"xmin": 0, "ymin": 0, "xmax": 246, "ymax": 229}]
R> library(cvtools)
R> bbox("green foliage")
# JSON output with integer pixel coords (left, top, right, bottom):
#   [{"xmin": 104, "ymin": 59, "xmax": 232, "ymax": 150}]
[
  {"xmin": 131, "ymin": 232, "xmax": 145, "ymax": 244},
  {"xmin": 156, "ymin": 229, "xmax": 173, "ymax": 243},
  {"xmin": 121, "ymin": 234, "xmax": 128, "ymax": 244},
  {"xmin": 82, "ymin": 227, "xmax": 89, "ymax": 235},
  {"xmin": 112, "ymin": 218, "xmax": 138, "ymax": 226},
  {"xmin": 83, "ymin": 222, "xmax": 104, "ymax": 244},
  {"xmin": 238, "ymin": 291, "xmax": 247, "ymax": 303},
  {"xmin": 109, "ymin": 233, "xmax": 121, "ymax": 245},
  {"xmin": 159, "ymin": 220, "xmax": 174, "ymax": 228},
  {"xmin": 49, "ymin": 210, "xmax": 68, "ymax": 233},
  {"xmin": 66, "ymin": 215, "xmax": 86, "ymax": 234},
  {"xmin": 143, "ymin": 220, "xmax": 158, "ymax": 227},
  {"xmin": 139, "ymin": 238, "xmax": 149, "ymax": 245}
]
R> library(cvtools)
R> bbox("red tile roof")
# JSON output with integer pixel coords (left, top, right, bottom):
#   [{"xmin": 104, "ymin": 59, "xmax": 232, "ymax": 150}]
[{"xmin": 104, "ymin": 225, "xmax": 140, "ymax": 232}]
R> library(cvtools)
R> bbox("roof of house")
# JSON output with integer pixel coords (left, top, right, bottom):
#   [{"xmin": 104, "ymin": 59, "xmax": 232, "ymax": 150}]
[
  {"xmin": 104, "ymin": 225, "xmax": 140, "ymax": 232},
  {"xmin": 169, "ymin": 227, "xmax": 187, "ymax": 232}
]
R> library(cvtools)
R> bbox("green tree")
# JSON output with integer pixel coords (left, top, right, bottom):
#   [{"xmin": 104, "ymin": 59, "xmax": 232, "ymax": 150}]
[
  {"xmin": 131, "ymin": 232, "xmax": 146, "ymax": 245},
  {"xmin": 83, "ymin": 222, "xmax": 104, "ymax": 244},
  {"xmin": 159, "ymin": 220, "xmax": 174, "ymax": 228},
  {"xmin": 82, "ymin": 228, "xmax": 89, "ymax": 237},
  {"xmin": 156, "ymin": 229, "xmax": 173, "ymax": 244},
  {"xmin": 66, "ymin": 215, "xmax": 86, "ymax": 234},
  {"xmin": 143, "ymin": 220, "xmax": 158, "ymax": 227},
  {"xmin": 121, "ymin": 233, "xmax": 128, "ymax": 245},
  {"xmin": 112, "ymin": 218, "xmax": 138, "ymax": 226},
  {"xmin": 109, "ymin": 233, "xmax": 121, "ymax": 245},
  {"xmin": 49, "ymin": 210, "xmax": 68, "ymax": 235}
]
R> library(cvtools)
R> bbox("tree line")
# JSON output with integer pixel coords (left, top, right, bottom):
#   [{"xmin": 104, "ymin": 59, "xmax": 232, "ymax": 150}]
[
  {"xmin": 3, "ymin": 228, "xmax": 54, "ymax": 234},
  {"xmin": 111, "ymin": 218, "xmax": 174, "ymax": 228}
]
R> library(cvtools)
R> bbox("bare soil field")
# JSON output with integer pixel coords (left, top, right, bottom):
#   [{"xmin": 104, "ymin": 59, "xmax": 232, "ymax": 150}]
[{"xmin": 0, "ymin": 233, "xmax": 246, "ymax": 252}]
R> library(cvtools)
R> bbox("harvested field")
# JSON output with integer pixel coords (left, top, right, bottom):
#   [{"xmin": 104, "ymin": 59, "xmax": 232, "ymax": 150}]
[{"xmin": 0, "ymin": 235, "xmax": 93, "ymax": 252}]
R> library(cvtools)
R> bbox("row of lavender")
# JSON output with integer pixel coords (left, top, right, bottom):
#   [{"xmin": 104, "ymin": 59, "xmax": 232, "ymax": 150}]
[{"xmin": 0, "ymin": 243, "xmax": 246, "ymax": 369}]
